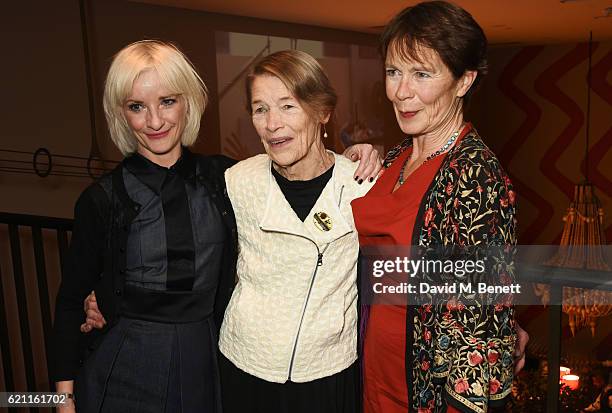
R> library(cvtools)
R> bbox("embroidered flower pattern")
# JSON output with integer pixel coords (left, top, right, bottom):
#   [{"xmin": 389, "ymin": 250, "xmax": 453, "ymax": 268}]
[{"xmin": 385, "ymin": 129, "xmax": 518, "ymax": 413}]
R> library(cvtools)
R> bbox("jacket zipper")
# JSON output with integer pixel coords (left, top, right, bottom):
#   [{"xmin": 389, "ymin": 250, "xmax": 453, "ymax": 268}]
[
  {"xmin": 287, "ymin": 184, "xmax": 343, "ymax": 380},
  {"xmin": 287, "ymin": 242, "xmax": 330, "ymax": 380}
]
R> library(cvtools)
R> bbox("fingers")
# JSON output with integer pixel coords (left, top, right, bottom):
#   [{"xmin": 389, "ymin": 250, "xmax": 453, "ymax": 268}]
[
  {"xmin": 83, "ymin": 291, "xmax": 95, "ymax": 312},
  {"xmin": 79, "ymin": 320, "xmax": 105, "ymax": 333},
  {"xmin": 365, "ymin": 149, "xmax": 383, "ymax": 181},
  {"xmin": 352, "ymin": 148, "xmax": 370, "ymax": 181},
  {"xmin": 85, "ymin": 308, "xmax": 106, "ymax": 326},
  {"xmin": 514, "ymin": 323, "xmax": 529, "ymax": 356},
  {"xmin": 513, "ymin": 322, "xmax": 529, "ymax": 374},
  {"xmin": 342, "ymin": 147, "xmax": 359, "ymax": 162},
  {"xmin": 357, "ymin": 149, "xmax": 378, "ymax": 182},
  {"xmin": 86, "ymin": 308, "xmax": 104, "ymax": 322},
  {"xmin": 354, "ymin": 145, "xmax": 380, "ymax": 182},
  {"xmin": 81, "ymin": 289, "xmax": 106, "ymax": 333},
  {"xmin": 80, "ymin": 313, "xmax": 106, "ymax": 333},
  {"xmin": 514, "ymin": 353, "xmax": 526, "ymax": 374},
  {"xmin": 85, "ymin": 295, "xmax": 101, "ymax": 313}
]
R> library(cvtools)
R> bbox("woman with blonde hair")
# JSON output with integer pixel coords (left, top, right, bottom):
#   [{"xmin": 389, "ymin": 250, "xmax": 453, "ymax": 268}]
[
  {"xmin": 52, "ymin": 40, "xmax": 237, "ymax": 412},
  {"xmin": 54, "ymin": 41, "xmax": 380, "ymax": 413}
]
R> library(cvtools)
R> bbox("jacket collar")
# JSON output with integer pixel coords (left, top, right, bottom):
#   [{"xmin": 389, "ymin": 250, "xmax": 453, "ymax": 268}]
[
  {"xmin": 123, "ymin": 147, "xmax": 196, "ymax": 194},
  {"xmin": 259, "ymin": 152, "xmax": 353, "ymax": 245}
]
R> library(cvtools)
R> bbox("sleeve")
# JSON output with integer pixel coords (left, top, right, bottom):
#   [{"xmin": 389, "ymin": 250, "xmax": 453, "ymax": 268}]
[
  {"xmin": 213, "ymin": 168, "xmax": 238, "ymax": 333},
  {"xmin": 441, "ymin": 156, "xmax": 518, "ymax": 412},
  {"xmin": 210, "ymin": 154, "xmax": 239, "ymax": 171},
  {"xmin": 51, "ymin": 186, "xmax": 108, "ymax": 381}
]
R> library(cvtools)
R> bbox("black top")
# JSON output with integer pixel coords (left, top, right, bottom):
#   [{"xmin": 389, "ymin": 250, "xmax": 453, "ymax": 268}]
[
  {"xmin": 124, "ymin": 151, "xmax": 198, "ymax": 291},
  {"xmin": 272, "ymin": 164, "xmax": 334, "ymax": 221},
  {"xmin": 51, "ymin": 149, "xmax": 238, "ymax": 381}
]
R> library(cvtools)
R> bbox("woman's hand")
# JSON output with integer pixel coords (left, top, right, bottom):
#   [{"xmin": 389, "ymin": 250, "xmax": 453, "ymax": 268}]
[
  {"xmin": 80, "ymin": 291, "xmax": 106, "ymax": 333},
  {"xmin": 57, "ymin": 397, "xmax": 76, "ymax": 413},
  {"xmin": 56, "ymin": 381, "xmax": 76, "ymax": 413},
  {"xmin": 514, "ymin": 322, "xmax": 529, "ymax": 374},
  {"xmin": 343, "ymin": 144, "xmax": 383, "ymax": 183}
]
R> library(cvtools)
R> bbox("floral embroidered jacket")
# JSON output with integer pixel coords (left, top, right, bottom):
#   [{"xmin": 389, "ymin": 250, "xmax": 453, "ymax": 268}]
[{"xmin": 383, "ymin": 125, "xmax": 518, "ymax": 413}]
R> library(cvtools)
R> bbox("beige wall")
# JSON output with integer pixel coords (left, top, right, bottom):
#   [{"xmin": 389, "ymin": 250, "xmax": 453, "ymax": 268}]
[
  {"xmin": 2, "ymin": 0, "xmax": 222, "ymax": 218},
  {"xmin": 2, "ymin": 2, "xmax": 611, "ymax": 242},
  {"xmin": 2, "ymin": 0, "xmax": 92, "ymax": 218},
  {"xmin": 1, "ymin": 0, "xmax": 377, "ymax": 219}
]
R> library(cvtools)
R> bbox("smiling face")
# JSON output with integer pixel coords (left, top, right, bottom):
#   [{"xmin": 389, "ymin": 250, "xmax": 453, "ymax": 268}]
[
  {"xmin": 385, "ymin": 44, "xmax": 473, "ymax": 137},
  {"xmin": 123, "ymin": 69, "xmax": 186, "ymax": 166},
  {"xmin": 250, "ymin": 74, "xmax": 329, "ymax": 174}
]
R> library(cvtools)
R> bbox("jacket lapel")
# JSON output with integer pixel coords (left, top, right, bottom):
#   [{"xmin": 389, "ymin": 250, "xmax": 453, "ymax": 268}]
[{"xmin": 259, "ymin": 154, "xmax": 353, "ymax": 245}]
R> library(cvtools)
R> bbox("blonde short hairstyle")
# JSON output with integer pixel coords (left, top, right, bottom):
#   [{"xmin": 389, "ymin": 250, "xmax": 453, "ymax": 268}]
[{"xmin": 103, "ymin": 40, "xmax": 208, "ymax": 155}]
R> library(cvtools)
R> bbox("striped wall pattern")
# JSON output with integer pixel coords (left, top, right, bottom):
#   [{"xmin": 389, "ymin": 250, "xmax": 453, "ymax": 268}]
[
  {"xmin": 472, "ymin": 42, "xmax": 612, "ymax": 362},
  {"xmin": 475, "ymin": 42, "xmax": 612, "ymax": 246}
]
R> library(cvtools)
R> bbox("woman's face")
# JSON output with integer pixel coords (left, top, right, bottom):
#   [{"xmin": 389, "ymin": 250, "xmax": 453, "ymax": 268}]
[
  {"xmin": 385, "ymin": 45, "xmax": 470, "ymax": 136},
  {"xmin": 250, "ymin": 74, "xmax": 326, "ymax": 169},
  {"xmin": 123, "ymin": 69, "xmax": 186, "ymax": 165}
]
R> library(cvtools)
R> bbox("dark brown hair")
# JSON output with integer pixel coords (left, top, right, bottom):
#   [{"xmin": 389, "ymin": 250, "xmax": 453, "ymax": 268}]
[
  {"xmin": 380, "ymin": 1, "xmax": 487, "ymax": 103},
  {"xmin": 245, "ymin": 50, "xmax": 337, "ymax": 122}
]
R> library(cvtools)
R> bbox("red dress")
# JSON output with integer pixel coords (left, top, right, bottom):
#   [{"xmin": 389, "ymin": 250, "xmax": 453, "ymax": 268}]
[{"xmin": 352, "ymin": 142, "xmax": 462, "ymax": 413}]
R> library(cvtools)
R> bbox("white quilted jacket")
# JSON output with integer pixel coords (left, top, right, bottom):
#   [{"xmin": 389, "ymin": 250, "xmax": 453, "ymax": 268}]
[{"xmin": 219, "ymin": 153, "xmax": 373, "ymax": 383}]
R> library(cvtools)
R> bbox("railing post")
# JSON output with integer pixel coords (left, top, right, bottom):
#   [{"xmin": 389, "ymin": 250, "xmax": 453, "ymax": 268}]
[
  {"xmin": 32, "ymin": 225, "xmax": 55, "ymax": 389},
  {"xmin": 8, "ymin": 224, "xmax": 39, "ymax": 413},
  {"xmin": 0, "ymin": 261, "xmax": 15, "ymax": 392},
  {"xmin": 546, "ymin": 283, "xmax": 562, "ymax": 413}
]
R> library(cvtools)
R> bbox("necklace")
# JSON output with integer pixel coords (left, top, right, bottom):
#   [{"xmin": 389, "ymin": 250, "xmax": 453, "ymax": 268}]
[{"xmin": 398, "ymin": 128, "xmax": 461, "ymax": 186}]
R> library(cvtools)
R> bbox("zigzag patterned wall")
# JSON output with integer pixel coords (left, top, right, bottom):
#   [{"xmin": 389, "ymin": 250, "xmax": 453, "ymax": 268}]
[
  {"xmin": 470, "ymin": 43, "xmax": 612, "ymax": 361},
  {"xmin": 472, "ymin": 42, "xmax": 612, "ymax": 246}
]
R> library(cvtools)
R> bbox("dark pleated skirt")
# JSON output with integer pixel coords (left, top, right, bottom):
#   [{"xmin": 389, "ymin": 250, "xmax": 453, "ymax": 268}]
[
  {"xmin": 74, "ymin": 316, "xmax": 221, "ymax": 413},
  {"xmin": 219, "ymin": 353, "xmax": 359, "ymax": 413}
]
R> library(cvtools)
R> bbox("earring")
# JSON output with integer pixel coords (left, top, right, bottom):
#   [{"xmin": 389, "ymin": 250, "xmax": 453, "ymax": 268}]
[{"xmin": 323, "ymin": 124, "xmax": 328, "ymax": 139}]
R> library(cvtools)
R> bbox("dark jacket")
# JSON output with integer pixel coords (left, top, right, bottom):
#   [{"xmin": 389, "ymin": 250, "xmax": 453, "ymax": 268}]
[
  {"xmin": 384, "ymin": 125, "xmax": 518, "ymax": 413},
  {"xmin": 51, "ymin": 153, "xmax": 237, "ymax": 381}
]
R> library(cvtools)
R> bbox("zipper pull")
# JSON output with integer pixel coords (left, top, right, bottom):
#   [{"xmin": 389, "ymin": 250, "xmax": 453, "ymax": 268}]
[{"xmin": 317, "ymin": 253, "xmax": 323, "ymax": 266}]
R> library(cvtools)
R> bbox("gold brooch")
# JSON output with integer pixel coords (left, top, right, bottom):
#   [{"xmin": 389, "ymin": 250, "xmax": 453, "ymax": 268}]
[{"xmin": 314, "ymin": 212, "xmax": 332, "ymax": 232}]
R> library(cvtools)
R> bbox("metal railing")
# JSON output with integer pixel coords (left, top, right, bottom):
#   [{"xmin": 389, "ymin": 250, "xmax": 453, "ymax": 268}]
[
  {"xmin": 0, "ymin": 212, "xmax": 72, "ymax": 413},
  {"xmin": 0, "ymin": 212, "xmax": 610, "ymax": 413}
]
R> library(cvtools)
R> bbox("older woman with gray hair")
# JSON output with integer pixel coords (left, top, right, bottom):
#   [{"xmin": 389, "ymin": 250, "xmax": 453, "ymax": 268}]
[{"xmin": 218, "ymin": 49, "xmax": 374, "ymax": 413}]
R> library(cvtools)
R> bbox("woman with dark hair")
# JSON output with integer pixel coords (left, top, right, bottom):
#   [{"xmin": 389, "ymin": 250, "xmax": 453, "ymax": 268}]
[{"xmin": 351, "ymin": 2, "xmax": 523, "ymax": 412}]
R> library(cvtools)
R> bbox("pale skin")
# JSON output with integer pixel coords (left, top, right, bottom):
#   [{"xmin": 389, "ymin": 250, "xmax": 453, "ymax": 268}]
[
  {"xmin": 77, "ymin": 72, "xmax": 381, "ymax": 332},
  {"xmin": 81, "ymin": 61, "xmax": 528, "ymax": 380},
  {"xmin": 67, "ymin": 70, "xmax": 381, "ymax": 410},
  {"xmin": 384, "ymin": 45, "xmax": 476, "ymax": 191},
  {"xmin": 383, "ymin": 42, "xmax": 529, "ymax": 370},
  {"xmin": 122, "ymin": 69, "xmax": 187, "ymax": 167},
  {"xmin": 56, "ymin": 69, "xmax": 187, "ymax": 412},
  {"xmin": 250, "ymin": 74, "xmax": 334, "ymax": 181},
  {"xmin": 249, "ymin": 74, "xmax": 381, "ymax": 182}
]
